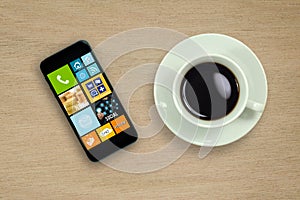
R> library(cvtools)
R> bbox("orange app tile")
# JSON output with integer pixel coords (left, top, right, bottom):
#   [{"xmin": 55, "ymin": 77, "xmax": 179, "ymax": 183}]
[
  {"xmin": 81, "ymin": 131, "xmax": 101, "ymax": 150},
  {"xmin": 110, "ymin": 115, "xmax": 130, "ymax": 134},
  {"xmin": 96, "ymin": 123, "xmax": 115, "ymax": 142}
]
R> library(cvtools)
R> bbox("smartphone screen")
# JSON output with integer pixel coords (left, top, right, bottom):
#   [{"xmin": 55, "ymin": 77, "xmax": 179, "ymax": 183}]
[{"xmin": 40, "ymin": 40, "xmax": 137, "ymax": 161}]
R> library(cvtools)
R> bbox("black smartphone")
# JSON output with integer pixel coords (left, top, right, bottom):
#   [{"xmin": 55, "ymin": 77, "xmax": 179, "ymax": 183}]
[{"xmin": 40, "ymin": 40, "xmax": 138, "ymax": 161}]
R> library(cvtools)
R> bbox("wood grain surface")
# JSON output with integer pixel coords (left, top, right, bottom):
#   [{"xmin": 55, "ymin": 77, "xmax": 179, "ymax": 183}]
[{"xmin": 0, "ymin": 1, "xmax": 299, "ymax": 199}]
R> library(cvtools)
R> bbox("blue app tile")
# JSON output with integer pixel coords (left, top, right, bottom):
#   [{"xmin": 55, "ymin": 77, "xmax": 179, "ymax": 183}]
[
  {"xmin": 93, "ymin": 77, "xmax": 102, "ymax": 86},
  {"xmin": 90, "ymin": 89, "xmax": 99, "ymax": 97},
  {"xmin": 70, "ymin": 107, "xmax": 100, "ymax": 137},
  {"xmin": 97, "ymin": 85, "xmax": 106, "ymax": 94},
  {"xmin": 81, "ymin": 52, "xmax": 95, "ymax": 66},
  {"xmin": 70, "ymin": 58, "xmax": 84, "ymax": 72},
  {"xmin": 87, "ymin": 63, "xmax": 101, "ymax": 76},
  {"xmin": 85, "ymin": 81, "xmax": 94, "ymax": 90},
  {"xmin": 75, "ymin": 69, "xmax": 89, "ymax": 82}
]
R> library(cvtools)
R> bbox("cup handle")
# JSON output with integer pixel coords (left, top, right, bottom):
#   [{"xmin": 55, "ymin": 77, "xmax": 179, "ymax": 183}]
[{"xmin": 246, "ymin": 99, "xmax": 264, "ymax": 112}]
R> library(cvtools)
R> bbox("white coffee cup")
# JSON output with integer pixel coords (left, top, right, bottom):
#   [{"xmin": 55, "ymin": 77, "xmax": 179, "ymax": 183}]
[{"xmin": 172, "ymin": 54, "xmax": 264, "ymax": 128}]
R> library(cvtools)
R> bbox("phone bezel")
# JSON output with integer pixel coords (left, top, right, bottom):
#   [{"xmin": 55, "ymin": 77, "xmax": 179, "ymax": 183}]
[{"xmin": 40, "ymin": 40, "xmax": 138, "ymax": 161}]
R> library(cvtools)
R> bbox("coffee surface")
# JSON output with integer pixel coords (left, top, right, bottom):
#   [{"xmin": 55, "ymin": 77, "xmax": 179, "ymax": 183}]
[{"xmin": 181, "ymin": 62, "xmax": 240, "ymax": 120}]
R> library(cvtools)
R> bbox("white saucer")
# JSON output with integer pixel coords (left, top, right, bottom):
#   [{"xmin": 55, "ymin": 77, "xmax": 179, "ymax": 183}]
[{"xmin": 154, "ymin": 34, "xmax": 267, "ymax": 146}]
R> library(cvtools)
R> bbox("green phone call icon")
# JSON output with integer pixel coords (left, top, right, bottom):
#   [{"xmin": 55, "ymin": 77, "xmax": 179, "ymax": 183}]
[
  {"xmin": 48, "ymin": 64, "xmax": 78, "ymax": 94},
  {"xmin": 56, "ymin": 75, "xmax": 70, "ymax": 85}
]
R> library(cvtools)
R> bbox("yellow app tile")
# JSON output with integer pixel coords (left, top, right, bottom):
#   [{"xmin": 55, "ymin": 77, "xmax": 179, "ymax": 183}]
[
  {"xmin": 81, "ymin": 131, "xmax": 101, "ymax": 150},
  {"xmin": 96, "ymin": 123, "xmax": 116, "ymax": 142},
  {"xmin": 81, "ymin": 73, "xmax": 112, "ymax": 103}
]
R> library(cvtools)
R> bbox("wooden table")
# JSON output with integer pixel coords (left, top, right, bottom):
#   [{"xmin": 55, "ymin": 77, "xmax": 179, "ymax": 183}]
[{"xmin": 1, "ymin": 1, "xmax": 299, "ymax": 199}]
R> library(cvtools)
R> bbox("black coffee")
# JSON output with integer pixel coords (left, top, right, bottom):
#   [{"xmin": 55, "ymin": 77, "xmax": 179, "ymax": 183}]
[{"xmin": 180, "ymin": 62, "xmax": 239, "ymax": 120}]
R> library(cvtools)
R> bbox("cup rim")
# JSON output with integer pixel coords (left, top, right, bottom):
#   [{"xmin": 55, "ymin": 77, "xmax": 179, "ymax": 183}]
[{"xmin": 172, "ymin": 54, "xmax": 249, "ymax": 128}]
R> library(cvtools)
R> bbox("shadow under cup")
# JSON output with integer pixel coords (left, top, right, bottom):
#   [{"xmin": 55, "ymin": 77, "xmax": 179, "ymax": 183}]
[{"xmin": 180, "ymin": 62, "xmax": 240, "ymax": 121}]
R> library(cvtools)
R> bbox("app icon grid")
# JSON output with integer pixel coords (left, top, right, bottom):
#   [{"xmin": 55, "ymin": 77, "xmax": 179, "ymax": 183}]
[{"xmin": 50, "ymin": 52, "xmax": 129, "ymax": 150}]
